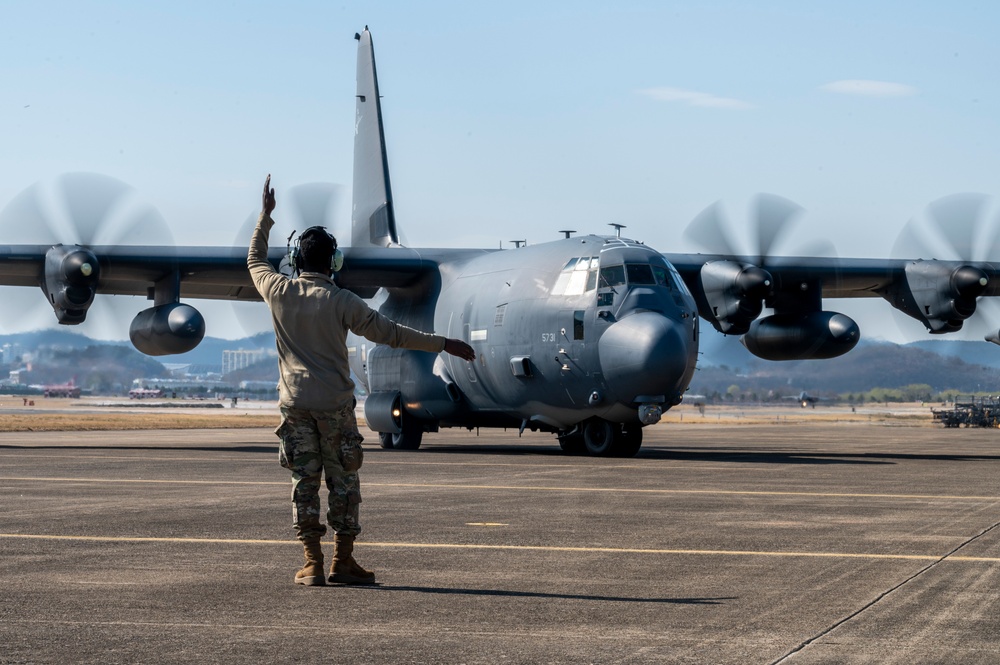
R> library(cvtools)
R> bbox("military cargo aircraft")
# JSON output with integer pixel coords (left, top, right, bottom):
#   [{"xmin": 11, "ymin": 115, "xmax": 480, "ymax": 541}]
[{"xmin": 1, "ymin": 28, "xmax": 999, "ymax": 457}]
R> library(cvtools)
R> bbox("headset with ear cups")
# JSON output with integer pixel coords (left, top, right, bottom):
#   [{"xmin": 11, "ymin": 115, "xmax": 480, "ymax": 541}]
[{"xmin": 286, "ymin": 226, "xmax": 345, "ymax": 276}]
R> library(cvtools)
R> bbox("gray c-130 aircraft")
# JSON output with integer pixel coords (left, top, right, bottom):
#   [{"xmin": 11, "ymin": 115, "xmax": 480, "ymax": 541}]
[{"xmin": 1, "ymin": 27, "xmax": 999, "ymax": 457}]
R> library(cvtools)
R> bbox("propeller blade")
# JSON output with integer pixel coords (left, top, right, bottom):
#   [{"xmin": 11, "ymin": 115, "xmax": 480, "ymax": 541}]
[
  {"xmin": 983, "ymin": 209, "xmax": 1000, "ymax": 263},
  {"xmin": 54, "ymin": 172, "xmax": 135, "ymax": 246},
  {"xmin": 684, "ymin": 200, "xmax": 738, "ymax": 257},
  {"xmin": 0, "ymin": 287, "xmax": 60, "ymax": 333},
  {"xmin": 753, "ymin": 193, "xmax": 803, "ymax": 263},
  {"xmin": 925, "ymin": 193, "xmax": 990, "ymax": 262},
  {"xmin": 891, "ymin": 217, "xmax": 935, "ymax": 261},
  {"xmin": 97, "ymin": 204, "xmax": 176, "ymax": 249},
  {"xmin": 288, "ymin": 182, "xmax": 341, "ymax": 230},
  {"xmin": 0, "ymin": 181, "xmax": 62, "ymax": 244}
]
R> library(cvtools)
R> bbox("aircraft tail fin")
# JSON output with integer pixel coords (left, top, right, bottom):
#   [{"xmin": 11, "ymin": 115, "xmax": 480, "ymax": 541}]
[{"xmin": 352, "ymin": 28, "xmax": 399, "ymax": 248}]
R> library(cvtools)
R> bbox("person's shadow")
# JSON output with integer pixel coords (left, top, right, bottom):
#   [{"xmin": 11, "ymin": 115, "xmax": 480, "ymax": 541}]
[{"xmin": 351, "ymin": 584, "xmax": 733, "ymax": 605}]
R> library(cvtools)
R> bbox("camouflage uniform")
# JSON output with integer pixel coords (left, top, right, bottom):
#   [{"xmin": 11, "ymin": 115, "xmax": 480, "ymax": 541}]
[
  {"xmin": 276, "ymin": 402, "xmax": 366, "ymax": 539},
  {"xmin": 248, "ymin": 211, "xmax": 444, "ymax": 544}
]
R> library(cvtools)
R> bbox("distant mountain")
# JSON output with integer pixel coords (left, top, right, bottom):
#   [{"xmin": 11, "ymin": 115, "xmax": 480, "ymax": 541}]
[
  {"xmin": 0, "ymin": 329, "xmax": 101, "ymax": 351},
  {"xmin": 4, "ymin": 328, "xmax": 997, "ymax": 396},
  {"xmin": 0, "ymin": 330, "xmax": 277, "ymax": 369},
  {"xmin": 699, "ymin": 332, "xmax": 1000, "ymax": 372},
  {"xmin": 692, "ymin": 333, "xmax": 999, "ymax": 396},
  {"xmin": 906, "ymin": 340, "xmax": 1000, "ymax": 370}
]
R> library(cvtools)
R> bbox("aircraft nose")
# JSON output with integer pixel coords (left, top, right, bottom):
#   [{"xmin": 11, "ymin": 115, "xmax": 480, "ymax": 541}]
[{"xmin": 598, "ymin": 311, "xmax": 688, "ymax": 404}]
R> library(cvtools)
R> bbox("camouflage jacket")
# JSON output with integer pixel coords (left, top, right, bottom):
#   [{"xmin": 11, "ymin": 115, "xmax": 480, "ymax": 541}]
[{"xmin": 248, "ymin": 212, "xmax": 445, "ymax": 411}]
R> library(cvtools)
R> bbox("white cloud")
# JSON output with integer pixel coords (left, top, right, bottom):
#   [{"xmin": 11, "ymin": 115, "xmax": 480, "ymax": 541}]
[
  {"xmin": 820, "ymin": 79, "xmax": 917, "ymax": 97},
  {"xmin": 637, "ymin": 86, "xmax": 755, "ymax": 110}
]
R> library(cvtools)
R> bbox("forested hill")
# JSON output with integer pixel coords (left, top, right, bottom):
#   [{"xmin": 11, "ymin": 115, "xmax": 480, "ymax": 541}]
[{"xmin": 691, "ymin": 338, "xmax": 999, "ymax": 397}]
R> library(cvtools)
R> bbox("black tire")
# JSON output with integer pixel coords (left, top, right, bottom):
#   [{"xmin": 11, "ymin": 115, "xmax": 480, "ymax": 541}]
[
  {"xmin": 392, "ymin": 415, "xmax": 424, "ymax": 450},
  {"xmin": 378, "ymin": 432, "xmax": 394, "ymax": 449},
  {"xmin": 609, "ymin": 424, "xmax": 643, "ymax": 458},
  {"xmin": 582, "ymin": 418, "xmax": 616, "ymax": 456}
]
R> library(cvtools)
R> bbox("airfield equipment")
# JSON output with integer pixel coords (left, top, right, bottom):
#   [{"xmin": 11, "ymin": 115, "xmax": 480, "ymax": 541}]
[{"xmin": 932, "ymin": 396, "xmax": 1000, "ymax": 428}]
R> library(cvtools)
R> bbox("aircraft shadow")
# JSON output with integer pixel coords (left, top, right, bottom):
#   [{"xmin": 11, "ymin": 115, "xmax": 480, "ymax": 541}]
[
  {"xmin": 652, "ymin": 447, "xmax": 1000, "ymax": 464},
  {"xmin": 416, "ymin": 443, "xmax": 1000, "ymax": 465},
  {"xmin": 415, "ymin": 445, "xmax": 894, "ymax": 465},
  {"xmin": 0, "ymin": 444, "xmax": 276, "ymax": 454},
  {"xmin": 359, "ymin": 584, "xmax": 732, "ymax": 605}
]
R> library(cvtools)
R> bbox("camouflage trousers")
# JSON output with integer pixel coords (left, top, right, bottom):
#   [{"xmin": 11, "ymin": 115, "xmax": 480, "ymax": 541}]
[{"xmin": 275, "ymin": 403, "xmax": 365, "ymax": 541}]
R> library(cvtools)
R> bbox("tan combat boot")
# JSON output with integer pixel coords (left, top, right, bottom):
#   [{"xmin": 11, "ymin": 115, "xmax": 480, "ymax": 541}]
[
  {"xmin": 294, "ymin": 537, "xmax": 326, "ymax": 586},
  {"xmin": 328, "ymin": 533, "xmax": 376, "ymax": 585}
]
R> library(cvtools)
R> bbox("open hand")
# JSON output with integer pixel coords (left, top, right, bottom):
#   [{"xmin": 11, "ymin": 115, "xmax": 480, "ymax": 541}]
[
  {"xmin": 444, "ymin": 338, "xmax": 476, "ymax": 362},
  {"xmin": 262, "ymin": 174, "xmax": 276, "ymax": 215}
]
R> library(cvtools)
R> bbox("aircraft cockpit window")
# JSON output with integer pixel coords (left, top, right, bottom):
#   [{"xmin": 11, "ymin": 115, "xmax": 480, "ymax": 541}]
[
  {"xmin": 625, "ymin": 263, "xmax": 656, "ymax": 286},
  {"xmin": 669, "ymin": 265, "xmax": 692, "ymax": 297},
  {"xmin": 552, "ymin": 256, "xmax": 599, "ymax": 296},
  {"xmin": 652, "ymin": 265, "xmax": 671, "ymax": 288},
  {"xmin": 598, "ymin": 265, "xmax": 626, "ymax": 288}
]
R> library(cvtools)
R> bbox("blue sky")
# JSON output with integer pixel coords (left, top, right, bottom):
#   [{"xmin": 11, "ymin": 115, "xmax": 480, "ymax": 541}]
[{"xmin": 1, "ymin": 1, "xmax": 999, "ymax": 342}]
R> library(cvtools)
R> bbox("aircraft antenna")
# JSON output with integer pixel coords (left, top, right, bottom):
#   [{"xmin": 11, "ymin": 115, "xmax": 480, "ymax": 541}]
[
  {"xmin": 609, "ymin": 223, "xmax": 626, "ymax": 238},
  {"xmin": 559, "ymin": 230, "xmax": 576, "ymax": 239}
]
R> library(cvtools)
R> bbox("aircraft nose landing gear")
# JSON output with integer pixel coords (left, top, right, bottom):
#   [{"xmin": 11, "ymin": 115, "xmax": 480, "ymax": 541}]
[{"xmin": 559, "ymin": 418, "xmax": 643, "ymax": 457}]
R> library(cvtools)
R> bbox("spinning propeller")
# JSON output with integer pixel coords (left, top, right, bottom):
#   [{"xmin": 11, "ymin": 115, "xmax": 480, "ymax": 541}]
[
  {"xmin": 890, "ymin": 193, "xmax": 1000, "ymax": 341},
  {"xmin": 683, "ymin": 194, "xmax": 837, "ymax": 337},
  {"xmin": 0, "ymin": 173, "xmax": 174, "ymax": 338},
  {"xmin": 685, "ymin": 193, "xmax": 810, "ymax": 264}
]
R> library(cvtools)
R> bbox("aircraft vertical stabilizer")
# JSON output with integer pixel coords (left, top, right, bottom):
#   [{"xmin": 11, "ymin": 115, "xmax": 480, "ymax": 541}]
[{"xmin": 352, "ymin": 28, "xmax": 399, "ymax": 248}]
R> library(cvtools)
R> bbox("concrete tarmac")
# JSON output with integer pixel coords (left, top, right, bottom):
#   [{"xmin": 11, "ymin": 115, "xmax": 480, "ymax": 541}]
[{"xmin": 2, "ymin": 420, "xmax": 1000, "ymax": 664}]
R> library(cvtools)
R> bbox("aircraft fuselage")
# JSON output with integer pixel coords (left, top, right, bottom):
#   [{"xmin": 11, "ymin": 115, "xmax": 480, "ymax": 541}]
[{"xmin": 351, "ymin": 235, "xmax": 699, "ymax": 442}]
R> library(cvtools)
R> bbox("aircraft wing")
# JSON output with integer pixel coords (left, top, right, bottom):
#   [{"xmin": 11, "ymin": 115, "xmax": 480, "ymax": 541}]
[
  {"xmin": 666, "ymin": 253, "xmax": 1000, "ymax": 299},
  {"xmin": 663, "ymin": 251, "xmax": 1000, "ymax": 358},
  {"xmin": 0, "ymin": 244, "xmax": 489, "ymax": 302}
]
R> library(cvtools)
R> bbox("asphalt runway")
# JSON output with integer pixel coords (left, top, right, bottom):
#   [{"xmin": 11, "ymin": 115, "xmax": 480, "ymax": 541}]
[{"xmin": 2, "ymin": 420, "xmax": 1000, "ymax": 664}]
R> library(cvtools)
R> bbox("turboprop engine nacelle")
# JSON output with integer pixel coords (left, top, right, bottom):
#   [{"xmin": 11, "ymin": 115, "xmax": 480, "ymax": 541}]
[
  {"xmin": 129, "ymin": 302, "xmax": 206, "ymax": 356},
  {"xmin": 698, "ymin": 260, "xmax": 772, "ymax": 335},
  {"xmin": 741, "ymin": 311, "xmax": 860, "ymax": 361},
  {"xmin": 884, "ymin": 261, "xmax": 989, "ymax": 334},
  {"xmin": 41, "ymin": 244, "xmax": 101, "ymax": 324}
]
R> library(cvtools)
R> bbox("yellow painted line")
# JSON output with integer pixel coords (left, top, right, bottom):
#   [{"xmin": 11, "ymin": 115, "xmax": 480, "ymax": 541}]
[
  {"xmin": 0, "ymin": 476, "xmax": 285, "ymax": 486},
  {"xmin": 1, "ymin": 476, "xmax": 998, "ymax": 502},
  {"xmin": 0, "ymin": 533, "xmax": 997, "ymax": 563},
  {"xmin": 0, "ymin": 454, "xmax": 273, "ymax": 463},
  {"xmin": 465, "ymin": 522, "xmax": 509, "ymax": 527},
  {"xmin": 365, "ymin": 482, "xmax": 1000, "ymax": 502}
]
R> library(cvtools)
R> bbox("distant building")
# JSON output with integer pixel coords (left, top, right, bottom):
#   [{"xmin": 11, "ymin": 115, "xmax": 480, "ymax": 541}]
[
  {"xmin": 2, "ymin": 343, "xmax": 23, "ymax": 365},
  {"xmin": 132, "ymin": 377, "xmax": 231, "ymax": 392},
  {"xmin": 222, "ymin": 349, "xmax": 273, "ymax": 375},
  {"xmin": 238, "ymin": 380, "xmax": 278, "ymax": 393}
]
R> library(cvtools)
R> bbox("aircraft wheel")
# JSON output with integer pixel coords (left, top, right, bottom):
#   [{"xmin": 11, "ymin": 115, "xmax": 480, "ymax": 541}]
[
  {"xmin": 582, "ymin": 418, "xmax": 616, "ymax": 456},
  {"xmin": 378, "ymin": 432, "xmax": 394, "ymax": 449},
  {"xmin": 392, "ymin": 415, "xmax": 424, "ymax": 450},
  {"xmin": 558, "ymin": 432, "xmax": 585, "ymax": 455},
  {"xmin": 610, "ymin": 424, "xmax": 643, "ymax": 458}
]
